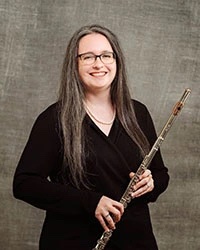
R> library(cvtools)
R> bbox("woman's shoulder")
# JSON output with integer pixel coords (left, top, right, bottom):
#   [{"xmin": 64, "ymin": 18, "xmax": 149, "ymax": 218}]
[
  {"xmin": 131, "ymin": 99, "xmax": 148, "ymax": 114},
  {"xmin": 131, "ymin": 99, "xmax": 153, "ymax": 129},
  {"xmin": 36, "ymin": 102, "xmax": 59, "ymax": 121},
  {"xmin": 31, "ymin": 102, "xmax": 60, "ymax": 132}
]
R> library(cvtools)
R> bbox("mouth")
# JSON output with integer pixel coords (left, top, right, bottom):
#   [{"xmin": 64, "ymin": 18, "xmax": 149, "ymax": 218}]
[{"xmin": 89, "ymin": 72, "xmax": 107, "ymax": 77}]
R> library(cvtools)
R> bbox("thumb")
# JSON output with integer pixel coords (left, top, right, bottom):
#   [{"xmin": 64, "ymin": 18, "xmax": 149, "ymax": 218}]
[{"xmin": 129, "ymin": 172, "xmax": 135, "ymax": 179}]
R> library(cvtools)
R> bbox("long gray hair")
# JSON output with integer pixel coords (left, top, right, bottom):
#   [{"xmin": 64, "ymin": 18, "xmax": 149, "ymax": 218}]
[{"xmin": 58, "ymin": 24, "xmax": 149, "ymax": 189}]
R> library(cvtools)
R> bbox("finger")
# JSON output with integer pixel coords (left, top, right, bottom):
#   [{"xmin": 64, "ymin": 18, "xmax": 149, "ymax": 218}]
[
  {"xmin": 95, "ymin": 197, "xmax": 124, "ymax": 230},
  {"xmin": 133, "ymin": 178, "xmax": 148, "ymax": 190},
  {"xmin": 129, "ymin": 172, "xmax": 135, "ymax": 178},
  {"xmin": 134, "ymin": 172, "xmax": 153, "ymax": 190},
  {"xmin": 97, "ymin": 214, "xmax": 110, "ymax": 232},
  {"xmin": 132, "ymin": 185, "xmax": 148, "ymax": 198},
  {"xmin": 103, "ymin": 201, "xmax": 124, "ymax": 223},
  {"xmin": 109, "ymin": 206, "xmax": 123, "ymax": 223},
  {"xmin": 140, "ymin": 169, "xmax": 151, "ymax": 179},
  {"xmin": 129, "ymin": 172, "xmax": 140, "ymax": 182},
  {"xmin": 147, "ymin": 178, "xmax": 154, "ymax": 190},
  {"xmin": 104, "ymin": 213, "xmax": 116, "ymax": 230},
  {"xmin": 144, "ymin": 173, "xmax": 154, "ymax": 190},
  {"xmin": 113, "ymin": 201, "xmax": 124, "ymax": 215},
  {"xmin": 132, "ymin": 179, "xmax": 154, "ymax": 198}
]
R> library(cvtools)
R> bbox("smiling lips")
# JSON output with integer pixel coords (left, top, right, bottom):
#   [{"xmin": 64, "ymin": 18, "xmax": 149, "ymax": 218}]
[{"xmin": 90, "ymin": 71, "xmax": 107, "ymax": 77}]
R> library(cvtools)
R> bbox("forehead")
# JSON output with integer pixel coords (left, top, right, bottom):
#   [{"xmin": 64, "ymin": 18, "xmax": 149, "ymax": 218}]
[{"xmin": 78, "ymin": 33, "xmax": 113, "ymax": 54}]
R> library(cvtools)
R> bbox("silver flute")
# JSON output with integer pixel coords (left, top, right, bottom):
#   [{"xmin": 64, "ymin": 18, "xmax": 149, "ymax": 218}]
[{"xmin": 92, "ymin": 88, "xmax": 191, "ymax": 250}]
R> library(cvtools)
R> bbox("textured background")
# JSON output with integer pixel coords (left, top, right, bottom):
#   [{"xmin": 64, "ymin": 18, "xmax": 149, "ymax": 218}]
[{"xmin": 0, "ymin": 0, "xmax": 199, "ymax": 249}]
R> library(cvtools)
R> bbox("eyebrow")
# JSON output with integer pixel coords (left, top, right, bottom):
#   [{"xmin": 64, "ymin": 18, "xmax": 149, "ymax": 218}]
[{"xmin": 78, "ymin": 50, "xmax": 113, "ymax": 55}]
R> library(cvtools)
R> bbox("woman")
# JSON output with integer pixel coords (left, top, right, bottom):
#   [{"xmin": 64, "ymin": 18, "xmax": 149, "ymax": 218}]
[{"xmin": 13, "ymin": 24, "xmax": 169, "ymax": 250}]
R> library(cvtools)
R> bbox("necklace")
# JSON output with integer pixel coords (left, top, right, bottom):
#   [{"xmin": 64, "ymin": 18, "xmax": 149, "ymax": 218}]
[{"xmin": 84, "ymin": 103, "xmax": 116, "ymax": 125}]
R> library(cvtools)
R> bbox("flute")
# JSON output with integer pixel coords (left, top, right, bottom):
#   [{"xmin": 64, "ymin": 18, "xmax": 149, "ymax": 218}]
[{"xmin": 92, "ymin": 88, "xmax": 191, "ymax": 250}]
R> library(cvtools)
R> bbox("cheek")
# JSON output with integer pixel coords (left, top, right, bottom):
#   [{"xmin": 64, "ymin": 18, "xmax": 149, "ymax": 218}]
[
  {"xmin": 78, "ymin": 63, "xmax": 81, "ymax": 76},
  {"xmin": 78, "ymin": 65, "xmax": 85, "ymax": 81},
  {"xmin": 111, "ymin": 64, "xmax": 117, "ymax": 78}
]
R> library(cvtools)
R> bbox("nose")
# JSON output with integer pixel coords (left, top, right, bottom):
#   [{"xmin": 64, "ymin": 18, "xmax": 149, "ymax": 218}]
[{"xmin": 93, "ymin": 57, "xmax": 104, "ymax": 68}]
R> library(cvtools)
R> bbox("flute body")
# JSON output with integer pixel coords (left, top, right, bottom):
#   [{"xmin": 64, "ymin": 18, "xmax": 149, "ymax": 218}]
[{"xmin": 92, "ymin": 88, "xmax": 191, "ymax": 250}]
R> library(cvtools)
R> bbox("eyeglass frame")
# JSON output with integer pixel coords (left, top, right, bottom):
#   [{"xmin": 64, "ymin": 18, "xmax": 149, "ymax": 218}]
[{"xmin": 77, "ymin": 51, "xmax": 116, "ymax": 65}]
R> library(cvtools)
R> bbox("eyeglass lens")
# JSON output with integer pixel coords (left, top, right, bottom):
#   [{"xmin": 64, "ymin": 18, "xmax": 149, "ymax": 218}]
[{"xmin": 79, "ymin": 52, "xmax": 115, "ymax": 65}]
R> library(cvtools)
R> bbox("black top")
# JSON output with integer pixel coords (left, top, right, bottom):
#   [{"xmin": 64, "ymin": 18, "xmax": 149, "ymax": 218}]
[{"xmin": 13, "ymin": 100, "xmax": 169, "ymax": 250}]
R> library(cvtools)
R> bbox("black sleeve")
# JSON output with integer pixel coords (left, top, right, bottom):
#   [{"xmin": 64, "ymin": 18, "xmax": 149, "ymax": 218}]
[
  {"xmin": 13, "ymin": 104, "xmax": 102, "ymax": 216},
  {"xmin": 134, "ymin": 100, "xmax": 170, "ymax": 203}
]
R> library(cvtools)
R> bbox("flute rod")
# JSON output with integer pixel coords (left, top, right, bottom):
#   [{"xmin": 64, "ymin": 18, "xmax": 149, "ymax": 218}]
[{"xmin": 92, "ymin": 88, "xmax": 191, "ymax": 250}]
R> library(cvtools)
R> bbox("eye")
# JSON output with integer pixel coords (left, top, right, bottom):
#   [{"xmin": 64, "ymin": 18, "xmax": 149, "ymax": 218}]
[
  {"xmin": 82, "ymin": 54, "xmax": 95, "ymax": 61},
  {"xmin": 102, "ymin": 53, "xmax": 112, "ymax": 59}
]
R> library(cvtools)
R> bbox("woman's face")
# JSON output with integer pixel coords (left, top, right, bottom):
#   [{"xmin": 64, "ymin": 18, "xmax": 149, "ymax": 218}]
[{"xmin": 78, "ymin": 33, "xmax": 117, "ymax": 94}]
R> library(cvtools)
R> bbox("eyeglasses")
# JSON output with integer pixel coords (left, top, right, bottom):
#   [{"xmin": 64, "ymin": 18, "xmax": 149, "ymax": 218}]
[{"xmin": 77, "ymin": 52, "xmax": 115, "ymax": 65}]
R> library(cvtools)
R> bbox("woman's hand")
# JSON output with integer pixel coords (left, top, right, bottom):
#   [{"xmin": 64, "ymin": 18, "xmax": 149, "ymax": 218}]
[
  {"xmin": 129, "ymin": 169, "xmax": 154, "ymax": 198},
  {"xmin": 95, "ymin": 196, "xmax": 124, "ymax": 232}
]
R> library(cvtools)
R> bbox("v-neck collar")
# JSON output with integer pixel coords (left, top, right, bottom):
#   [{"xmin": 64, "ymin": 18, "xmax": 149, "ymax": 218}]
[{"xmin": 85, "ymin": 114, "xmax": 120, "ymax": 142}]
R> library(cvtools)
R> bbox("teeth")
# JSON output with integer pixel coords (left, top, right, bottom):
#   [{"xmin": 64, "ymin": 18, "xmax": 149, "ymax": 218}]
[{"xmin": 90, "ymin": 72, "xmax": 106, "ymax": 76}]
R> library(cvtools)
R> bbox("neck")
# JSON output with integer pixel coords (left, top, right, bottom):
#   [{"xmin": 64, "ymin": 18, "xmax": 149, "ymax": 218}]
[
  {"xmin": 84, "ymin": 103, "xmax": 116, "ymax": 125},
  {"xmin": 83, "ymin": 94, "xmax": 115, "ymax": 126},
  {"xmin": 84, "ymin": 91, "xmax": 111, "ymax": 106}
]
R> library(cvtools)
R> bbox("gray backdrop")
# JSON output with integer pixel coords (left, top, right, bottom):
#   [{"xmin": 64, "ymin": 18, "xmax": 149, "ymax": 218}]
[{"xmin": 0, "ymin": 0, "xmax": 199, "ymax": 249}]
